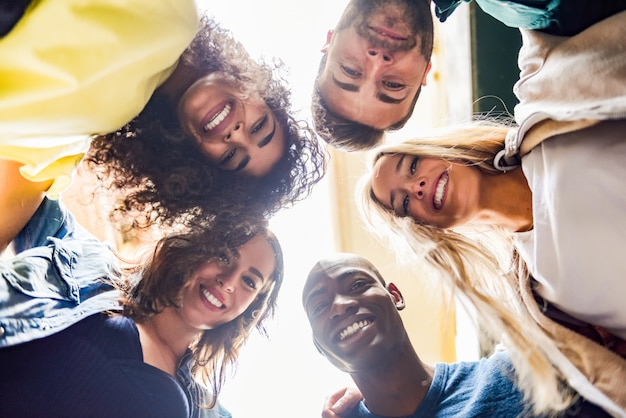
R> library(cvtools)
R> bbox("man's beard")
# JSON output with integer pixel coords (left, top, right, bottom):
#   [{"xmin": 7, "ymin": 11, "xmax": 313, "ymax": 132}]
[{"xmin": 337, "ymin": 0, "xmax": 422, "ymax": 53}]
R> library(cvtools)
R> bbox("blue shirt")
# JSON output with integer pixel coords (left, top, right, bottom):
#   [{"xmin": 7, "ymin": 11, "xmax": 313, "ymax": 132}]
[{"xmin": 346, "ymin": 352, "xmax": 527, "ymax": 417}]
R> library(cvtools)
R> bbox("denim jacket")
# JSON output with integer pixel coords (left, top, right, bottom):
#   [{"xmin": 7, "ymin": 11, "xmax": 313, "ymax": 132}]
[
  {"xmin": 0, "ymin": 198, "xmax": 121, "ymax": 347},
  {"xmin": 0, "ymin": 199, "xmax": 231, "ymax": 418}
]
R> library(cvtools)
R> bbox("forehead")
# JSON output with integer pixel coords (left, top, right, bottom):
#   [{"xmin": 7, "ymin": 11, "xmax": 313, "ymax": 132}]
[
  {"xmin": 302, "ymin": 255, "xmax": 381, "ymax": 300},
  {"xmin": 375, "ymin": 153, "xmax": 401, "ymax": 173},
  {"xmin": 372, "ymin": 154, "xmax": 399, "ymax": 197},
  {"xmin": 238, "ymin": 235, "xmax": 276, "ymax": 278}
]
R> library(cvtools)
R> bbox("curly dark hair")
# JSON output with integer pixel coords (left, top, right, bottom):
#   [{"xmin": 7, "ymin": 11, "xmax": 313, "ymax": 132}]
[
  {"xmin": 121, "ymin": 212, "xmax": 284, "ymax": 408},
  {"xmin": 87, "ymin": 15, "xmax": 326, "ymax": 230}
]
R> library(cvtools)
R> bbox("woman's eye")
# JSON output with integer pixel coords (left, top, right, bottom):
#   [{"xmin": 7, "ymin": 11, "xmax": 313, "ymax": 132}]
[
  {"xmin": 409, "ymin": 156, "xmax": 419, "ymax": 175},
  {"xmin": 251, "ymin": 116, "xmax": 267, "ymax": 134},
  {"xmin": 220, "ymin": 148, "xmax": 236, "ymax": 164},
  {"xmin": 383, "ymin": 81, "xmax": 405, "ymax": 89},
  {"xmin": 341, "ymin": 66, "xmax": 361, "ymax": 77},
  {"xmin": 218, "ymin": 253, "xmax": 230, "ymax": 265},
  {"xmin": 402, "ymin": 196, "xmax": 410, "ymax": 216},
  {"xmin": 243, "ymin": 276, "xmax": 257, "ymax": 290}
]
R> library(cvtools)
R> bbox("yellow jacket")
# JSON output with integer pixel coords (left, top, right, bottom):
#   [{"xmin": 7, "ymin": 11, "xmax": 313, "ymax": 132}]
[{"xmin": 0, "ymin": 0, "xmax": 199, "ymax": 197}]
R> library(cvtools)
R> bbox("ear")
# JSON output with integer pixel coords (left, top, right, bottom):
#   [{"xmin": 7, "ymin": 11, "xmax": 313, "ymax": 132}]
[
  {"xmin": 321, "ymin": 30, "xmax": 334, "ymax": 53},
  {"xmin": 421, "ymin": 61, "xmax": 432, "ymax": 87},
  {"xmin": 387, "ymin": 283, "xmax": 406, "ymax": 311}
]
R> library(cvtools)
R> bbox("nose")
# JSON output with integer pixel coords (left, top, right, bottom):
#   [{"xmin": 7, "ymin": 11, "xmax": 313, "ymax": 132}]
[
  {"xmin": 217, "ymin": 274, "xmax": 236, "ymax": 293},
  {"xmin": 224, "ymin": 122, "xmax": 243, "ymax": 142},
  {"xmin": 410, "ymin": 178, "xmax": 427, "ymax": 199},
  {"xmin": 366, "ymin": 48, "xmax": 393, "ymax": 63},
  {"xmin": 330, "ymin": 294, "xmax": 357, "ymax": 320}
]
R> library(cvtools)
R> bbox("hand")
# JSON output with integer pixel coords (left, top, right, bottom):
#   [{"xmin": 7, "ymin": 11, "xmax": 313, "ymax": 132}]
[
  {"xmin": 0, "ymin": 160, "xmax": 50, "ymax": 253},
  {"xmin": 321, "ymin": 386, "xmax": 363, "ymax": 418}
]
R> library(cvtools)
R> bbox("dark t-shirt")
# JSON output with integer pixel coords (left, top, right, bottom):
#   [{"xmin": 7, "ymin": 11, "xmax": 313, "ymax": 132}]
[{"xmin": 0, "ymin": 313, "xmax": 189, "ymax": 418}]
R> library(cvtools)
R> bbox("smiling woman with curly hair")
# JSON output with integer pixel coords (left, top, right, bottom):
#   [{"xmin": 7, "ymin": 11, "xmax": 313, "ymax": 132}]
[
  {"xmin": 0, "ymin": 9, "xmax": 326, "ymax": 250},
  {"xmin": 87, "ymin": 16, "xmax": 326, "ymax": 231}
]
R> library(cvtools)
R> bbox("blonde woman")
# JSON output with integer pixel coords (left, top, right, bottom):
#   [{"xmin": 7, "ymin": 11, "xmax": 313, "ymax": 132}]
[
  {"xmin": 348, "ymin": 12, "xmax": 626, "ymax": 418},
  {"xmin": 356, "ymin": 118, "xmax": 626, "ymax": 414}
]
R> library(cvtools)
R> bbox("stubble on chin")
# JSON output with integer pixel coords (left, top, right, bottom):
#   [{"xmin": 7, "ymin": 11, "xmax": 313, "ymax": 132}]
[{"xmin": 340, "ymin": 0, "xmax": 420, "ymax": 52}]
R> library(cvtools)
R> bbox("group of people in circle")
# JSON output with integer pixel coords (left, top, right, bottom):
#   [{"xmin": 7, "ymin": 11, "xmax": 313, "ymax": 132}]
[{"xmin": 1, "ymin": 0, "xmax": 625, "ymax": 417}]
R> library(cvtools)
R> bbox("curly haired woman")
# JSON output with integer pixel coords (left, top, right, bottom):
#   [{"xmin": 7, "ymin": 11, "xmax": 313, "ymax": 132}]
[
  {"xmin": 0, "ymin": 4, "xmax": 325, "ymax": 250},
  {"xmin": 87, "ymin": 16, "xmax": 326, "ymax": 232}
]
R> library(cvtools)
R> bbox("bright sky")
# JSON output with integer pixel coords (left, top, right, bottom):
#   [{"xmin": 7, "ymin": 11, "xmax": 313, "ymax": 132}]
[{"xmin": 200, "ymin": 1, "xmax": 356, "ymax": 417}]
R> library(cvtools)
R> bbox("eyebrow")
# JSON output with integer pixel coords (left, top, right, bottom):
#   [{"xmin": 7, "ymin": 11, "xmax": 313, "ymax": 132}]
[
  {"xmin": 249, "ymin": 266, "xmax": 266, "ymax": 283},
  {"xmin": 258, "ymin": 117, "xmax": 276, "ymax": 148},
  {"xmin": 303, "ymin": 269, "xmax": 369, "ymax": 310},
  {"xmin": 376, "ymin": 93, "xmax": 406, "ymax": 105},
  {"xmin": 389, "ymin": 154, "xmax": 406, "ymax": 210},
  {"xmin": 230, "ymin": 117, "xmax": 277, "ymax": 172},
  {"xmin": 332, "ymin": 75, "xmax": 408, "ymax": 105},
  {"xmin": 304, "ymin": 286, "xmax": 326, "ymax": 311},
  {"xmin": 332, "ymin": 75, "xmax": 359, "ymax": 92},
  {"xmin": 233, "ymin": 155, "xmax": 250, "ymax": 172}
]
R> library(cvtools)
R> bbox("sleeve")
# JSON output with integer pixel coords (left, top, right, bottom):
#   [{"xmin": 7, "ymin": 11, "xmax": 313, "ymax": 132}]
[
  {"xmin": 433, "ymin": 0, "xmax": 470, "ymax": 22},
  {"xmin": 1, "ymin": 198, "xmax": 115, "ymax": 302},
  {"xmin": 11, "ymin": 198, "xmax": 93, "ymax": 254},
  {"xmin": 198, "ymin": 402, "xmax": 232, "ymax": 418},
  {"xmin": 0, "ymin": 198, "xmax": 120, "ymax": 347},
  {"xmin": 0, "ymin": 0, "xmax": 199, "ymax": 196}
]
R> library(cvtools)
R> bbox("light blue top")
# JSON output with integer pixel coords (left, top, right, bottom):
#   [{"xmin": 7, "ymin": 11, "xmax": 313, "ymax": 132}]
[
  {"xmin": 434, "ymin": 0, "xmax": 561, "ymax": 29},
  {"xmin": 346, "ymin": 351, "xmax": 529, "ymax": 417},
  {"xmin": 432, "ymin": 0, "xmax": 623, "ymax": 36}
]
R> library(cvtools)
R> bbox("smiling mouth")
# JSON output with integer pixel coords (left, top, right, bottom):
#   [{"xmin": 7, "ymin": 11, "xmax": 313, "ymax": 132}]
[
  {"xmin": 200, "ymin": 285, "xmax": 224, "ymax": 309},
  {"xmin": 433, "ymin": 172, "xmax": 448, "ymax": 211},
  {"xmin": 369, "ymin": 26, "xmax": 407, "ymax": 41},
  {"xmin": 337, "ymin": 319, "xmax": 372, "ymax": 341},
  {"xmin": 204, "ymin": 103, "xmax": 232, "ymax": 132}
]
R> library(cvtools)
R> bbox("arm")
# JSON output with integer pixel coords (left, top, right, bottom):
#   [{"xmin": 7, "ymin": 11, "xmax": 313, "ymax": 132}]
[
  {"xmin": 322, "ymin": 386, "xmax": 363, "ymax": 418},
  {"xmin": 0, "ymin": 159, "xmax": 51, "ymax": 253}
]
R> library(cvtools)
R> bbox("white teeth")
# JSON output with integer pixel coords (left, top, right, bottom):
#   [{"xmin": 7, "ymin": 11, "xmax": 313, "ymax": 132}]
[
  {"xmin": 204, "ymin": 104, "xmax": 231, "ymax": 131},
  {"xmin": 434, "ymin": 172, "xmax": 448, "ymax": 210},
  {"xmin": 201, "ymin": 287, "xmax": 223, "ymax": 308},
  {"xmin": 339, "ymin": 320, "xmax": 371, "ymax": 341}
]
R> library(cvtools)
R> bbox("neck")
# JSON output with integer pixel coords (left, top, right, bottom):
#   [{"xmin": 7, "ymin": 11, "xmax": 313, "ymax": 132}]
[
  {"xmin": 156, "ymin": 62, "xmax": 196, "ymax": 104},
  {"xmin": 476, "ymin": 166, "xmax": 533, "ymax": 232},
  {"xmin": 350, "ymin": 342, "xmax": 433, "ymax": 417},
  {"xmin": 136, "ymin": 308, "xmax": 199, "ymax": 376}
]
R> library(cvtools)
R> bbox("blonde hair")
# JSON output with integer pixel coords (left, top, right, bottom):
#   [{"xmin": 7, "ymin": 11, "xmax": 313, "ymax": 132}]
[{"xmin": 357, "ymin": 123, "xmax": 574, "ymax": 415}]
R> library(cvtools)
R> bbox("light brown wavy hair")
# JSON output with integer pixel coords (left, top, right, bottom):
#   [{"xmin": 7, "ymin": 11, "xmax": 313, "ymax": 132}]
[{"xmin": 120, "ymin": 214, "xmax": 284, "ymax": 408}]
